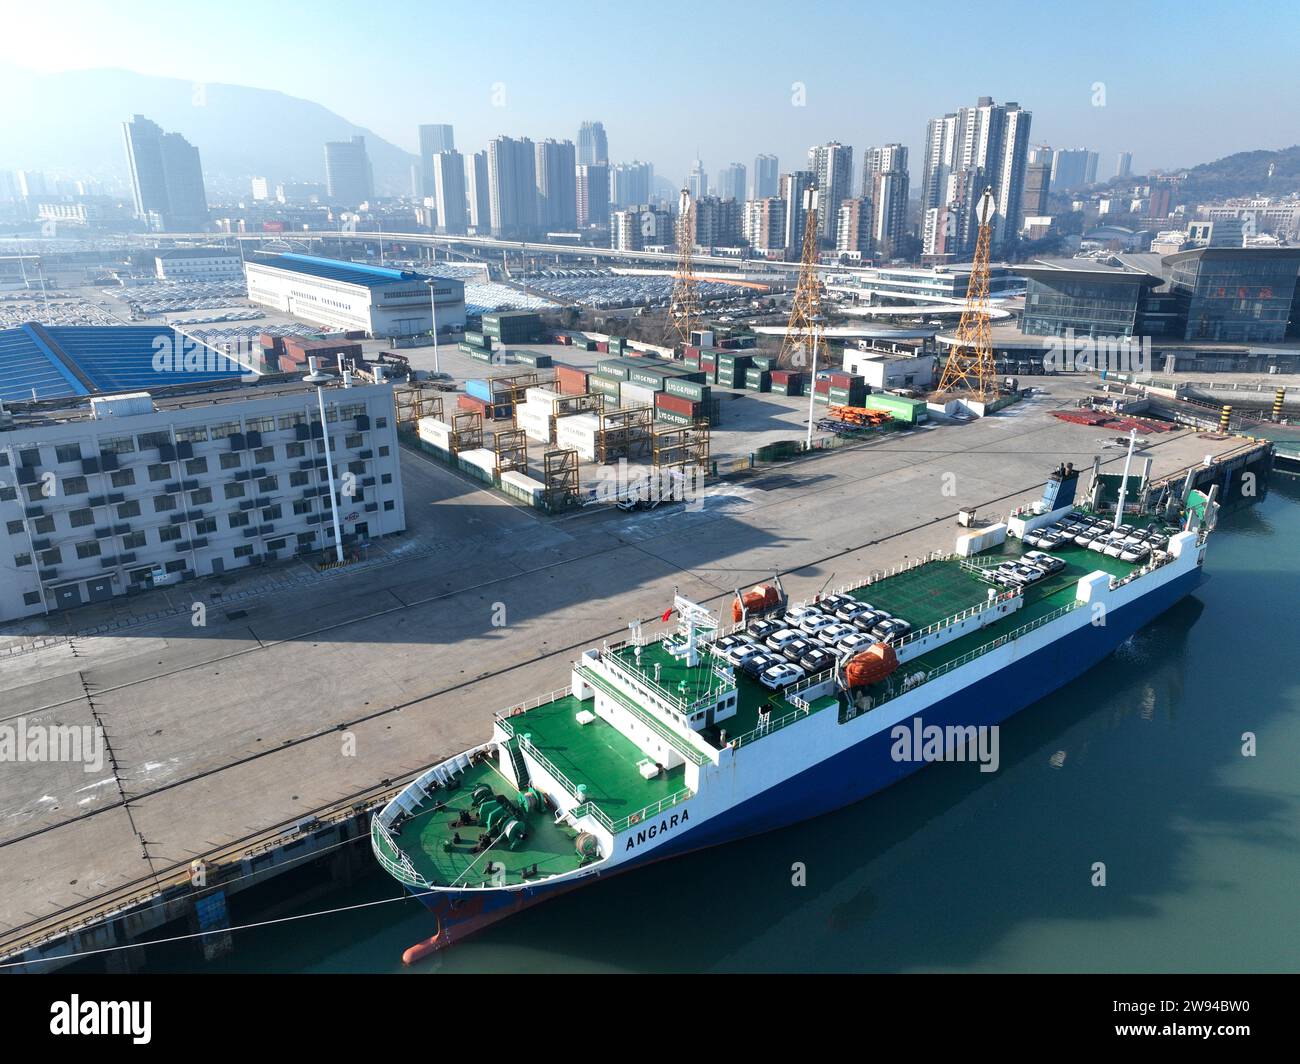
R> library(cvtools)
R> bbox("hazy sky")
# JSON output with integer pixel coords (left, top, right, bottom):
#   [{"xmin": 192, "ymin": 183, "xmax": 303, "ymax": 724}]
[{"xmin": 7, "ymin": 0, "xmax": 1299, "ymax": 183}]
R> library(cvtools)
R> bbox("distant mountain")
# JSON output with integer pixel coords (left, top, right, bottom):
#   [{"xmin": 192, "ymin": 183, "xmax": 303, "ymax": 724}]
[
  {"xmin": 0, "ymin": 65, "xmax": 417, "ymax": 195},
  {"xmin": 1103, "ymin": 145, "xmax": 1300, "ymax": 200}
]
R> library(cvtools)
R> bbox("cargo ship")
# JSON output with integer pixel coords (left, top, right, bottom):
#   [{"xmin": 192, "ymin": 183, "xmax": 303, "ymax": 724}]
[{"xmin": 372, "ymin": 462, "xmax": 1218, "ymax": 959}]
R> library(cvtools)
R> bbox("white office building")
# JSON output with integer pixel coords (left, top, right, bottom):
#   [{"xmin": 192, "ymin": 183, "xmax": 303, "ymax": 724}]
[
  {"xmin": 244, "ymin": 253, "xmax": 465, "ymax": 337},
  {"xmin": 0, "ymin": 380, "xmax": 405, "ymax": 620}
]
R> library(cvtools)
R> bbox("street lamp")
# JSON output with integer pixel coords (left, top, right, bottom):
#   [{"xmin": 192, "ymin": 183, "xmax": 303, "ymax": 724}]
[
  {"xmin": 424, "ymin": 277, "xmax": 441, "ymax": 375},
  {"xmin": 303, "ymin": 358, "xmax": 345, "ymax": 563}
]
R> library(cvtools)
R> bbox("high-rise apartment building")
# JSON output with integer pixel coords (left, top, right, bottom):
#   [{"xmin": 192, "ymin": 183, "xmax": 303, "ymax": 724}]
[
  {"xmin": 1115, "ymin": 152, "xmax": 1133, "ymax": 180},
  {"xmin": 918, "ymin": 97, "xmax": 1032, "ymax": 252},
  {"xmin": 716, "ymin": 163, "xmax": 747, "ymax": 202},
  {"xmin": 418, "ymin": 124, "xmax": 455, "ymax": 196},
  {"xmin": 323, "ymin": 135, "xmax": 373, "ymax": 206},
  {"xmin": 743, "ymin": 197, "xmax": 787, "ymax": 254},
  {"xmin": 609, "ymin": 162, "xmax": 654, "ymax": 208},
  {"xmin": 488, "ymin": 136, "xmax": 538, "ymax": 237},
  {"xmin": 431, "ymin": 150, "xmax": 467, "ymax": 234},
  {"xmin": 861, "ymin": 144, "xmax": 910, "ymax": 258},
  {"xmin": 808, "ymin": 142, "xmax": 853, "ymax": 243},
  {"xmin": 1023, "ymin": 161, "xmax": 1052, "ymax": 216},
  {"xmin": 780, "ymin": 171, "xmax": 817, "ymax": 254},
  {"xmin": 752, "ymin": 154, "xmax": 779, "ymax": 199},
  {"xmin": 576, "ymin": 164, "xmax": 610, "ymax": 229},
  {"xmin": 465, "ymin": 151, "xmax": 490, "ymax": 232},
  {"xmin": 692, "ymin": 195, "xmax": 744, "ymax": 247},
  {"xmin": 577, "ymin": 121, "xmax": 608, "ymax": 166},
  {"xmin": 835, "ymin": 198, "xmax": 873, "ymax": 257},
  {"xmin": 122, "ymin": 114, "xmax": 209, "ymax": 231},
  {"xmin": 1050, "ymin": 148, "xmax": 1098, "ymax": 191},
  {"xmin": 610, "ymin": 204, "xmax": 671, "ymax": 251},
  {"xmin": 686, "ymin": 159, "xmax": 707, "ymax": 200},
  {"xmin": 535, "ymin": 138, "xmax": 577, "ymax": 231}
]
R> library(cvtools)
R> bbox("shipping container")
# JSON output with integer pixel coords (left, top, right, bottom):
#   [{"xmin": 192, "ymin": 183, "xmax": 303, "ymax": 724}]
[
  {"xmin": 481, "ymin": 311, "xmax": 541, "ymax": 344},
  {"xmin": 499, "ymin": 470, "xmax": 547, "ymax": 506},
  {"xmin": 664, "ymin": 377, "xmax": 711, "ymax": 402},
  {"xmin": 744, "ymin": 368, "xmax": 772, "ymax": 392},
  {"xmin": 587, "ymin": 374, "xmax": 621, "ymax": 400},
  {"xmin": 655, "ymin": 392, "xmax": 703, "ymax": 416},
  {"xmin": 750, "ymin": 354, "xmax": 774, "ymax": 371},
  {"xmin": 619, "ymin": 381, "xmax": 660, "ymax": 409},
  {"xmin": 554, "ymin": 365, "xmax": 589, "ymax": 395},
  {"xmin": 509, "ymin": 349, "xmax": 553, "ymax": 368},
  {"xmin": 865, "ymin": 393, "xmax": 928, "ymax": 424}
]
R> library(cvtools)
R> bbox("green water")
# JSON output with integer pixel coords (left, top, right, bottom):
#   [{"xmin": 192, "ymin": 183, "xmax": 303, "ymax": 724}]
[{"xmin": 136, "ymin": 477, "xmax": 1300, "ymax": 974}]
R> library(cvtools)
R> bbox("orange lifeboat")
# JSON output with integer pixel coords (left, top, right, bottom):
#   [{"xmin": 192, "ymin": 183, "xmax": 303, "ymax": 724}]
[
  {"xmin": 843, "ymin": 643, "xmax": 898, "ymax": 688},
  {"xmin": 732, "ymin": 583, "xmax": 781, "ymax": 622}
]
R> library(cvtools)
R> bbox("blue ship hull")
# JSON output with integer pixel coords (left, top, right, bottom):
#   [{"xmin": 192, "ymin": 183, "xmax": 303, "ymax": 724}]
[{"xmin": 406, "ymin": 566, "xmax": 1203, "ymax": 949}]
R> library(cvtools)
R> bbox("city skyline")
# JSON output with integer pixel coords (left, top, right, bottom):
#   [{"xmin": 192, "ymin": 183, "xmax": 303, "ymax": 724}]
[{"xmin": 4, "ymin": 0, "xmax": 1298, "ymax": 185}]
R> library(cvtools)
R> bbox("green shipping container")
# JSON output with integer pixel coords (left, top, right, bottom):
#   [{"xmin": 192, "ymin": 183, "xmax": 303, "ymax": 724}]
[
  {"xmin": 664, "ymin": 377, "xmax": 711, "ymax": 402},
  {"xmin": 655, "ymin": 409, "xmax": 704, "ymax": 427},
  {"xmin": 508, "ymin": 349, "xmax": 553, "ymax": 368},
  {"xmin": 744, "ymin": 368, "xmax": 771, "ymax": 392},
  {"xmin": 750, "ymin": 354, "xmax": 774, "ymax": 371},
  {"xmin": 587, "ymin": 375, "xmax": 621, "ymax": 399}
]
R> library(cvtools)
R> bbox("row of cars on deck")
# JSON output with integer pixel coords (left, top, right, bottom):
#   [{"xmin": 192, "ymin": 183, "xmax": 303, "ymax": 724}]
[
  {"xmin": 1023, "ymin": 511, "xmax": 1170, "ymax": 565},
  {"xmin": 709, "ymin": 594, "xmax": 915, "ymax": 692}
]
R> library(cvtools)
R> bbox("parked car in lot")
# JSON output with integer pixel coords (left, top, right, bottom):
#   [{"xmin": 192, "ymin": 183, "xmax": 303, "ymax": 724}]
[
  {"xmin": 779, "ymin": 637, "xmax": 818, "ymax": 664},
  {"xmin": 719, "ymin": 640, "xmax": 763, "ymax": 667},
  {"xmin": 796, "ymin": 612, "xmax": 838, "ymax": 637},
  {"xmin": 711, "ymin": 634, "xmax": 751, "ymax": 658},
  {"xmin": 1022, "ymin": 550, "xmax": 1066, "ymax": 574},
  {"xmin": 870, "ymin": 618, "xmax": 913, "ymax": 643},
  {"xmin": 817, "ymin": 622, "xmax": 859, "ymax": 647},
  {"xmin": 747, "ymin": 618, "xmax": 783, "ymax": 642},
  {"xmin": 800, "ymin": 647, "xmax": 838, "ymax": 674},
  {"xmin": 834, "ymin": 600, "xmax": 878, "ymax": 623},
  {"xmin": 764, "ymin": 628, "xmax": 804, "ymax": 653}
]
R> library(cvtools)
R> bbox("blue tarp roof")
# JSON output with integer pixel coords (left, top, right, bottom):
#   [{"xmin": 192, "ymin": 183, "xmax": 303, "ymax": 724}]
[{"xmin": 247, "ymin": 252, "xmax": 425, "ymax": 287}]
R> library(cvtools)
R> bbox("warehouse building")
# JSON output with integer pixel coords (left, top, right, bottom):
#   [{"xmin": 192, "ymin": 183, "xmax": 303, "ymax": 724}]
[
  {"xmin": 153, "ymin": 246, "xmax": 244, "ymax": 280},
  {"xmin": 0, "ymin": 378, "xmax": 405, "ymax": 620},
  {"xmin": 244, "ymin": 252, "xmax": 465, "ymax": 338}
]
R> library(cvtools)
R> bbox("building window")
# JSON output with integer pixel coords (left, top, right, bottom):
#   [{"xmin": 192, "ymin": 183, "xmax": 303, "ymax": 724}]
[
  {"xmin": 345, "ymin": 433, "xmax": 363, "ymax": 450},
  {"xmin": 383, "ymin": 500, "xmax": 395, "ymax": 511},
  {"xmin": 224, "ymin": 483, "xmax": 245, "ymax": 500},
  {"xmin": 117, "ymin": 500, "xmax": 141, "ymax": 519},
  {"xmin": 247, "ymin": 416, "xmax": 275, "ymax": 433},
  {"xmin": 0, "ymin": 486, "xmax": 16, "ymax": 502},
  {"xmin": 381, "ymin": 473, "xmax": 392, "ymax": 485},
  {"xmin": 137, "ymin": 431, "xmax": 170, "ymax": 449},
  {"xmin": 376, "ymin": 417, "xmax": 388, "ymax": 429},
  {"xmin": 122, "ymin": 532, "xmax": 146, "ymax": 550},
  {"xmin": 286, "ymin": 442, "xmax": 306, "ymax": 459},
  {"xmin": 293, "ymin": 500, "xmax": 312, "ymax": 515},
  {"xmin": 158, "ymin": 526, "xmax": 181, "ymax": 543},
  {"xmin": 234, "ymin": 544, "xmax": 253, "ymax": 558},
  {"xmin": 174, "ymin": 426, "xmax": 208, "ymax": 443},
  {"xmin": 23, "ymin": 591, "xmax": 41, "ymax": 606},
  {"xmin": 14, "ymin": 552, "xmax": 31, "ymax": 567},
  {"xmin": 101, "ymin": 435, "xmax": 135, "ymax": 455},
  {"xmin": 190, "ymin": 487, "xmax": 213, "ymax": 505},
  {"xmin": 256, "ymin": 476, "xmax": 277, "ymax": 493},
  {"xmin": 62, "ymin": 476, "xmax": 88, "ymax": 495},
  {"xmin": 289, "ymin": 471, "xmax": 308, "ymax": 487},
  {"xmin": 111, "ymin": 469, "xmax": 136, "ymax": 488},
  {"xmin": 228, "ymin": 512, "xmax": 250, "ymax": 528},
  {"xmin": 148, "ymin": 463, "xmax": 172, "ymax": 482},
  {"xmin": 33, "ymin": 515, "xmax": 55, "ymax": 534},
  {"xmin": 7, "ymin": 519, "xmax": 25, "ymax": 535},
  {"xmin": 195, "ymin": 518, "xmax": 217, "ymax": 535},
  {"xmin": 19, "ymin": 448, "xmax": 41, "ymax": 467},
  {"xmin": 267, "ymin": 538, "xmax": 286, "ymax": 550},
  {"xmin": 40, "ymin": 547, "xmax": 61, "ymax": 566},
  {"xmin": 76, "ymin": 541, "xmax": 101, "ymax": 560},
  {"xmin": 209, "ymin": 421, "xmax": 240, "ymax": 440},
  {"xmin": 379, "ymin": 446, "xmax": 390, "ymax": 457},
  {"xmin": 262, "ymin": 504, "xmax": 282, "ymax": 521},
  {"xmin": 164, "ymin": 559, "xmax": 186, "ymax": 573},
  {"xmin": 254, "ymin": 446, "xmax": 275, "ymax": 464},
  {"xmin": 185, "ymin": 457, "xmax": 208, "ymax": 475},
  {"xmin": 278, "ymin": 413, "xmax": 304, "ymax": 431},
  {"xmin": 154, "ymin": 494, "xmax": 177, "ymax": 512},
  {"xmin": 55, "ymin": 444, "xmax": 83, "ymax": 463},
  {"xmin": 220, "ymin": 452, "xmax": 242, "ymax": 470},
  {"xmin": 69, "ymin": 508, "xmax": 95, "ymax": 528}
]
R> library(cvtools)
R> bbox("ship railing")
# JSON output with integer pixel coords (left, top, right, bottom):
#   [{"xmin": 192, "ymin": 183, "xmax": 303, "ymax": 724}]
[
  {"xmin": 573, "ymin": 787, "xmax": 694, "ymax": 835},
  {"xmin": 371, "ymin": 817, "xmax": 431, "ymax": 889},
  {"xmin": 494, "ymin": 687, "xmax": 573, "ymax": 733},
  {"xmin": 893, "ymin": 592, "xmax": 1020, "ymax": 651},
  {"xmin": 730, "ymin": 705, "xmax": 812, "ymax": 749},
  {"xmin": 841, "ymin": 599, "xmax": 1086, "ymax": 723},
  {"xmin": 785, "ymin": 666, "xmax": 837, "ymax": 707},
  {"xmin": 835, "ymin": 552, "xmax": 952, "ymax": 596},
  {"xmin": 576, "ymin": 666, "xmax": 711, "ymax": 766},
  {"xmin": 600, "ymin": 647, "xmax": 728, "ymax": 715}
]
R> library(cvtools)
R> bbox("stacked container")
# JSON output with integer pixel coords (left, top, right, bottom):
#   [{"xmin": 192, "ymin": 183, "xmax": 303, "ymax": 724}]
[
  {"xmin": 555, "ymin": 413, "xmax": 600, "ymax": 461},
  {"xmin": 770, "ymin": 369, "xmax": 803, "ymax": 396},
  {"xmin": 655, "ymin": 392, "xmax": 708, "ymax": 426}
]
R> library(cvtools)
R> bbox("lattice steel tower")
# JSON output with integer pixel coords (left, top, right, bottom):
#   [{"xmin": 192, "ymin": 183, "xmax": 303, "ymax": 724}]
[
  {"xmin": 778, "ymin": 188, "xmax": 822, "ymax": 370},
  {"xmin": 936, "ymin": 187, "xmax": 997, "ymax": 400},
  {"xmin": 670, "ymin": 188, "xmax": 701, "ymax": 349}
]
